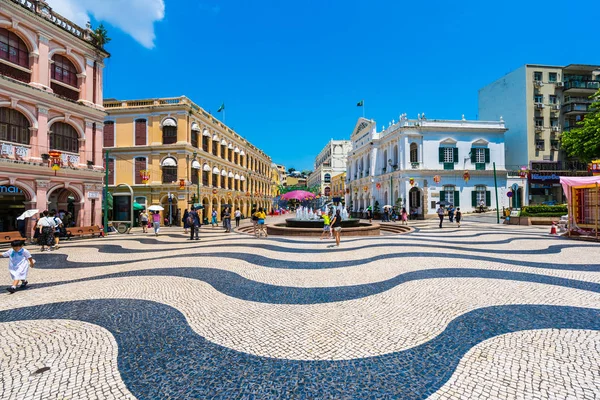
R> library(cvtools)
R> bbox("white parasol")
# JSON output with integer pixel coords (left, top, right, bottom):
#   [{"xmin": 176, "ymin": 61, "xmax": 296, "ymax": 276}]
[
  {"xmin": 17, "ymin": 209, "xmax": 39, "ymax": 220},
  {"xmin": 147, "ymin": 205, "xmax": 164, "ymax": 212}
]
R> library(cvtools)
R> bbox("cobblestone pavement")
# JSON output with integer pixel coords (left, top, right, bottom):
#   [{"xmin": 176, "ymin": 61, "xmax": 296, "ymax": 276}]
[{"xmin": 1, "ymin": 217, "xmax": 599, "ymax": 399}]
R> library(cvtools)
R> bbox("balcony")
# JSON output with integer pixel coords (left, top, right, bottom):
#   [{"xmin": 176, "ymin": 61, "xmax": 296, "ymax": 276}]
[
  {"xmin": 563, "ymin": 103, "xmax": 591, "ymax": 115},
  {"xmin": 563, "ymin": 81, "xmax": 600, "ymax": 92},
  {"xmin": 410, "ymin": 162, "xmax": 421, "ymax": 169}
]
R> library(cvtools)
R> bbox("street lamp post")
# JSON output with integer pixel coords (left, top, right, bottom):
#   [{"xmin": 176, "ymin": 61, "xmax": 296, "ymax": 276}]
[
  {"xmin": 193, "ymin": 152, "xmax": 200, "ymax": 206},
  {"xmin": 388, "ymin": 159, "xmax": 393, "ymax": 208}
]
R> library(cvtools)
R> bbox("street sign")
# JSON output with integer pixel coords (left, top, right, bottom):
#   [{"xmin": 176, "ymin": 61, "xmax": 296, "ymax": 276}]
[
  {"xmin": 506, "ymin": 192, "xmax": 513, "ymax": 198},
  {"xmin": 511, "ymin": 183, "xmax": 519, "ymax": 191}
]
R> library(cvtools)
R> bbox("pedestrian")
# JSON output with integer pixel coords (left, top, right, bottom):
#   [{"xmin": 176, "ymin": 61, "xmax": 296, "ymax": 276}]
[
  {"xmin": 320, "ymin": 210, "xmax": 332, "ymax": 240},
  {"xmin": 3, "ymin": 240, "xmax": 34, "ymax": 294},
  {"xmin": 234, "ymin": 208, "xmax": 241, "ymax": 228},
  {"xmin": 254, "ymin": 207, "xmax": 267, "ymax": 238},
  {"xmin": 391, "ymin": 208, "xmax": 397, "ymax": 223},
  {"xmin": 223, "ymin": 207, "xmax": 232, "ymax": 233},
  {"xmin": 455, "ymin": 207, "xmax": 462, "ymax": 228},
  {"xmin": 437, "ymin": 205, "xmax": 445, "ymax": 228},
  {"xmin": 50, "ymin": 210, "xmax": 63, "ymax": 250},
  {"xmin": 447, "ymin": 205, "xmax": 455, "ymax": 223},
  {"xmin": 331, "ymin": 209, "xmax": 342, "ymax": 247},
  {"xmin": 211, "ymin": 208, "xmax": 218, "ymax": 228},
  {"xmin": 479, "ymin": 199, "xmax": 485, "ymax": 213},
  {"xmin": 36, "ymin": 210, "xmax": 56, "ymax": 252},
  {"xmin": 152, "ymin": 211, "xmax": 161, "ymax": 236},
  {"xmin": 251, "ymin": 208, "xmax": 258, "ymax": 236},
  {"xmin": 187, "ymin": 207, "xmax": 200, "ymax": 240},
  {"xmin": 140, "ymin": 209, "xmax": 149, "ymax": 233},
  {"xmin": 16, "ymin": 217, "xmax": 26, "ymax": 238},
  {"xmin": 366, "ymin": 207, "xmax": 373, "ymax": 223},
  {"xmin": 401, "ymin": 207, "xmax": 408, "ymax": 225},
  {"xmin": 182, "ymin": 209, "xmax": 189, "ymax": 234}
]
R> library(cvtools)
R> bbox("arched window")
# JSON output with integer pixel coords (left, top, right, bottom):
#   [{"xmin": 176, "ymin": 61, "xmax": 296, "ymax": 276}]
[
  {"xmin": 163, "ymin": 126, "xmax": 177, "ymax": 144},
  {"xmin": 161, "ymin": 157, "xmax": 178, "ymax": 183},
  {"xmin": 324, "ymin": 173, "xmax": 331, "ymax": 183},
  {"xmin": 0, "ymin": 28, "xmax": 30, "ymax": 83},
  {"xmin": 410, "ymin": 143, "xmax": 418, "ymax": 163},
  {"xmin": 0, "ymin": 107, "xmax": 30, "ymax": 145},
  {"xmin": 50, "ymin": 122, "xmax": 78, "ymax": 153},
  {"xmin": 51, "ymin": 55, "xmax": 77, "ymax": 87}
]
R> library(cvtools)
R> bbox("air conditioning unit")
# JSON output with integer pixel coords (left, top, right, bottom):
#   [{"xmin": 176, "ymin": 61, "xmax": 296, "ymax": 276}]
[
  {"xmin": 534, "ymin": 80, "xmax": 543, "ymax": 87},
  {"xmin": 535, "ymin": 103, "xmax": 544, "ymax": 109},
  {"xmin": 536, "ymin": 145, "xmax": 543, "ymax": 150},
  {"xmin": 555, "ymin": 82, "xmax": 564, "ymax": 87},
  {"xmin": 552, "ymin": 126, "xmax": 560, "ymax": 132},
  {"xmin": 552, "ymin": 104, "xmax": 560, "ymax": 110},
  {"xmin": 535, "ymin": 125, "xmax": 543, "ymax": 131}
]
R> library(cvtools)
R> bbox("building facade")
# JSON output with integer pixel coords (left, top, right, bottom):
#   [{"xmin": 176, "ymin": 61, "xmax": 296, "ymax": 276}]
[
  {"xmin": 0, "ymin": 0, "xmax": 108, "ymax": 233},
  {"xmin": 306, "ymin": 139, "xmax": 351, "ymax": 198},
  {"xmin": 330, "ymin": 172, "xmax": 346, "ymax": 205},
  {"xmin": 479, "ymin": 64, "xmax": 599, "ymax": 205},
  {"xmin": 104, "ymin": 96, "xmax": 273, "ymax": 224},
  {"xmin": 276, "ymin": 164, "xmax": 286, "ymax": 186},
  {"xmin": 346, "ymin": 116, "xmax": 508, "ymax": 217},
  {"xmin": 286, "ymin": 174, "xmax": 307, "ymax": 187}
]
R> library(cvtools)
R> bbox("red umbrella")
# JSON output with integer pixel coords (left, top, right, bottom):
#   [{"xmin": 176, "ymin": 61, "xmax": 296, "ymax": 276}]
[{"xmin": 280, "ymin": 190, "xmax": 316, "ymax": 201}]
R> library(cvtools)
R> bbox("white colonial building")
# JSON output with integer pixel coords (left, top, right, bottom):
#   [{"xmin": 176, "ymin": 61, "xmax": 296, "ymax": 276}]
[
  {"xmin": 346, "ymin": 115, "xmax": 509, "ymax": 218},
  {"xmin": 307, "ymin": 139, "xmax": 352, "ymax": 197}
]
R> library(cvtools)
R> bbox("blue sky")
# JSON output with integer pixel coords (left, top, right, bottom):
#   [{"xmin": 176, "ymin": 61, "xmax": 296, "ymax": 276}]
[{"xmin": 51, "ymin": 0, "xmax": 599, "ymax": 171}]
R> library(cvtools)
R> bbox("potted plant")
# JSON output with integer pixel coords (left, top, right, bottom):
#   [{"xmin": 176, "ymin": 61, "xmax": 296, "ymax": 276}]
[
  {"xmin": 373, "ymin": 201, "xmax": 381, "ymax": 219},
  {"xmin": 87, "ymin": 160, "xmax": 94, "ymax": 169}
]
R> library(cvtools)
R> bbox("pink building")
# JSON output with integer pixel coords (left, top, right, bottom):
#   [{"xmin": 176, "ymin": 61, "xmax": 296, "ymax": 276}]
[{"xmin": 0, "ymin": 0, "xmax": 108, "ymax": 234}]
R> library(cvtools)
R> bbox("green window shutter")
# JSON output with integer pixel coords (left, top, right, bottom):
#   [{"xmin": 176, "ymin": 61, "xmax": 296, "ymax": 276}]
[
  {"xmin": 486, "ymin": 191, "xmax": 491, "ymax": 206},
  {"xmin": 470, "ymin": 148, "xmax": 476, "ymax": 163},
  {"xmin": 472, "ymin": 191, "xmax": 477, "ymax": 207},
  {"xmin": 453, "ymin": 148, "xmax": 459, "ymax": 163},
  {"xmin": 439, "ymin": 147, "xmax": 445, "ymax": 163},
  {"xmin": 454, "ymin": 190, "xmax": 460, "ymax": 207},
  {"xmin": 476, "ymin": 163, "xmax": 486, "ymax": 171},
  {"xmin": 484, "ymin": 148, "xmax": 490, "ymax": 163},
  {"xmin": 440, "ymin": 191, "xmax": 446, "ymax": 202},
  {"xmin": 444, "ymin": 162, "xmax": 454, "ymax": 170}
]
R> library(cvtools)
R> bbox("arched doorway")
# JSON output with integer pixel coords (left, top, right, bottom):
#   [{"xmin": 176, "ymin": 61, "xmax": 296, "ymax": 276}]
[
  {"xmin": 212, "ymin": 197, "xmax": 218, "ymax": 221},
  {"xmin": 0, "ymin": 183, "xmax": 31, "ymax": 232},
  {"xmin": 47, "ymin": 186, "xmax": 83, "ymax": 227},
  {"xmin": 409, "ymin": 187, "xmax": 422, "ymax": 219}
]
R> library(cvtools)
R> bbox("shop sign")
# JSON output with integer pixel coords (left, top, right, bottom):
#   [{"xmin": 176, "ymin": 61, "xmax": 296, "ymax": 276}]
[
  {"xmin": 529, "ymin": 173, "xmax": 560, "ymax": 183},
  {"xmin": 0, "ymin": 185, "xmax": 22, "ymax": 194},
  {"xmin": 87, "ymin": 191, "xmax": 100, "ymax": 199}
]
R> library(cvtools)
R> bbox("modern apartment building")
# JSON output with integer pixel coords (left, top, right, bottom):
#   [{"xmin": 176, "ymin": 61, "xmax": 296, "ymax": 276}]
[
  {"xmin": 0, "ymin": 0, "xmax": 108, "ymax": 233},
  {"xmin": 306, "ymin": 139, "xmax": 351, "ymax": 198},
  {"xmin": 479, "ymin": 64, "xmax": 599, "ymax": 205},
  {"xmin": 104, "ymin": 96, "xmax": 273, "ymax": 224}
]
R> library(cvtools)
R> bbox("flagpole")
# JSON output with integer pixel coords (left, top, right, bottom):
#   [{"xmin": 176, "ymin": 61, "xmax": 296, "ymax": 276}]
[
  {"xmin": 223, "ymin": 109, "xmax": 226, "ymax": 125},
  {"xmin": 363, "ymin": 101, "xmax": 365, "ymax": 118}
]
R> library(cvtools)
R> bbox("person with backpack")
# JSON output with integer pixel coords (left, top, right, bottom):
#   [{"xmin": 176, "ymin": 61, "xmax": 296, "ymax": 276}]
[
  {"xmin": 49, "ymin": 210, "xmax": 64, "ymax": 249},
  {"xmin": 36, "ymin": 211, "xmax": 56, "ymax": 252},
  {"xmin": 251, "ymin": 208, "xmax": 258, "ymax": 236},
  {"xmin": 187, "ymin": 207, "xmax": 200, "ymax": 240}
]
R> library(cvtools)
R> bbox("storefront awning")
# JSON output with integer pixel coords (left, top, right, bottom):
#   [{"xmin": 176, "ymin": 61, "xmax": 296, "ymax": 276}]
[{"xmin": 133, "ymin": 202, "xmax": 145, "ymax": 211}]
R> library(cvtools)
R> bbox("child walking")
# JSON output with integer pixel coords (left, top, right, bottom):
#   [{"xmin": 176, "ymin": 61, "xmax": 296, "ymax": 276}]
[{"xmin": 4, "ymin": 240, "xmax": 34, "ymax": 294}]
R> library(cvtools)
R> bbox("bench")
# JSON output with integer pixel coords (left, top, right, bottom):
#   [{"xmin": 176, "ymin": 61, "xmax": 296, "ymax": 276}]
[
  {"xmin": 0, "ymin": 231, "xmax": 26, "ymax": 244},
  {"xmin": 66, "ymin": 225, "xmax": 103, "ymax": 238}
]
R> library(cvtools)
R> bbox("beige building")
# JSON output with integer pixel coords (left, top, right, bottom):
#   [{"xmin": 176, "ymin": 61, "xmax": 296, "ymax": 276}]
[
  {"xmin": 306, "ymin": 139, "xmax": 352, "ymax": 197},
  {"xmin": 104, "ymin": 96, "xmax": 273, "ymax": 223},
  {"xmin": 330, "ymin": 172, "xmax": 346, "ymax": 205},
  {"xmin": 479, "ymin": 64, "xmax": 599, "ymax": 204}
]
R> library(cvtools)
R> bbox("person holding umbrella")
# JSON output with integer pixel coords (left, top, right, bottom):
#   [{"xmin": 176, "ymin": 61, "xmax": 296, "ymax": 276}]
[{"xmin": 16, "ymin": 209, "xmax": 38, "ymax": 239}]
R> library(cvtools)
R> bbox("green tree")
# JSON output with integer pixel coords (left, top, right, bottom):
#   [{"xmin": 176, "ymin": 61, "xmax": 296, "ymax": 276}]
[
  {"xmin": 287, "ymin": 167, "xmax": 296, "ymax": 174},
  {"xmin": 90, "ymin": 23, "xmax": 111, "ymax": 49},
  {"xmin": 561, "ymin": 89, "xmax": 600, "ymax": 162}
]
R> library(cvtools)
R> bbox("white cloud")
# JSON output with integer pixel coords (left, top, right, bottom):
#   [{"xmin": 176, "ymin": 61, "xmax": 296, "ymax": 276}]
[{"xmin": 47, "ymin": 0, "xmax": 165, "ymax": 49}]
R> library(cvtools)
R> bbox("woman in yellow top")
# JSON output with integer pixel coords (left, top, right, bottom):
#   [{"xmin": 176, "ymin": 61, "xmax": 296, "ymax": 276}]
[{"xmin": 253, "ymin": 207, "xmax": 267, "ymax": 238}]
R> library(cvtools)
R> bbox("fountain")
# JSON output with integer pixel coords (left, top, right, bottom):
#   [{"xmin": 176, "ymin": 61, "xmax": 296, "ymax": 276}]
[{"xmin": 284, "ymin": 205, "xmax": 362, "ymax": 229}]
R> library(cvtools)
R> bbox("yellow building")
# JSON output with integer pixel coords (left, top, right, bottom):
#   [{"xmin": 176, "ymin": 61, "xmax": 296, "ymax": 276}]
[
  {"xmin": 103, "ymin": 96, "xmax": 273, "ymax": 223},
  {"xmin": 330, "ymin": 172, "xmax": 346, "ymax": 204},
  {"xmin": 271, "ymin": 163, "xmax": 282, "ymax": 198},
  {"xmin": 286, "ymin": 175, "xmax": 307, "ymax": 187}
]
